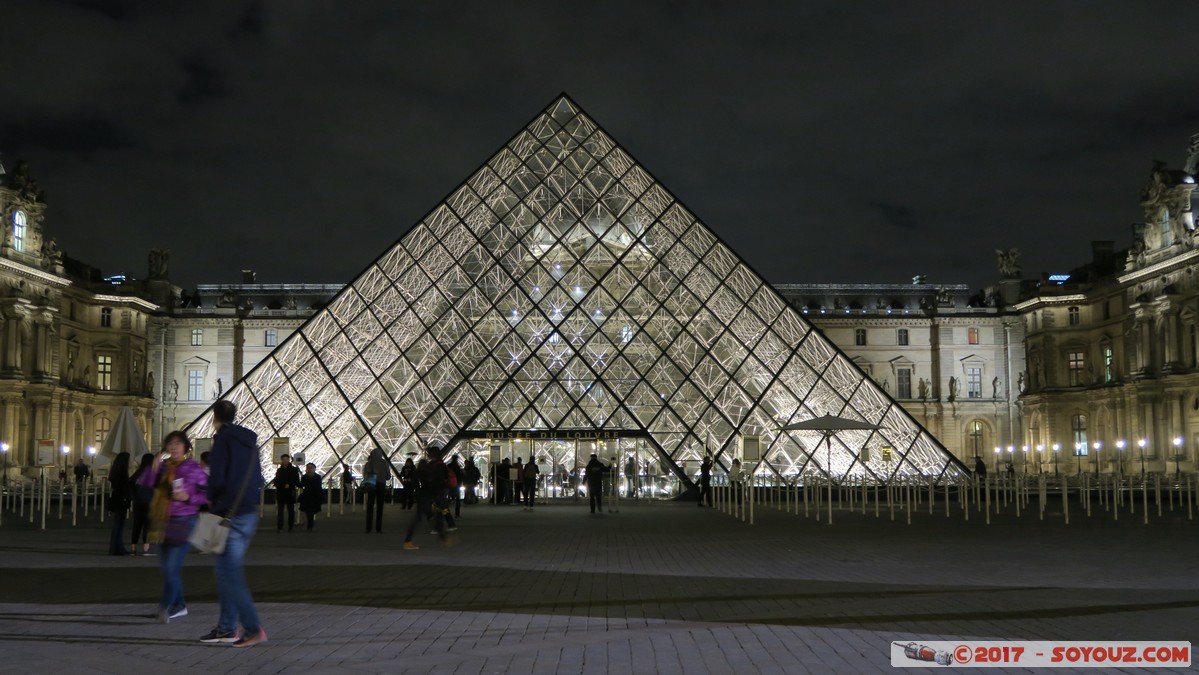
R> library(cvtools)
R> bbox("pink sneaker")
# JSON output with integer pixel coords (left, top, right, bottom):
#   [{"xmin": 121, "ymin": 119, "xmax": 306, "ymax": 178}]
[{"xmin": 232, "ymin": 628, "xmax": 267, "ymax": 648}]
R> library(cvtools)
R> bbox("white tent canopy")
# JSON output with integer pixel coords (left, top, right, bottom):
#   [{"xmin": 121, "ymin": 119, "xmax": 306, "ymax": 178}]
[{"xmin": 98, "ymin": 406, "xmax": 151, "ymax": 462}]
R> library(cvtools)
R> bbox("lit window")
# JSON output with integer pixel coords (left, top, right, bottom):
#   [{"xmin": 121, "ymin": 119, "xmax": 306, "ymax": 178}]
[
  {"xmin": 191, "ymin": 329, "xmax": 203, "ymax": 346},
  {"xmin": 966, "ymin": 367, "xmax": 982, "ymax": 398},
  {"xmin": 12, "ymin": 210, "xmax": 25, "ymax": 253},
  {"xmin": 967, "ymin": 420, "xmax": 984, "ymax": 457},
  {"xmin": 967, "ymin": 327, "xmax": 979, "ymax": 345},
  {"xmin": 854, "ymin": 328, "xmax": 867, "ymax": 346},
  {"xmin": 1072, "ymin": 414, "xmax": 1088, "ymax": 455},
  {"xmin": 1067, "ymin": 306, "xmax": 1080, "ymax": 326},
  {"xmin": 96, "ymin": 355, "xmax": 112, "ymax": 390},
  {"xmin": 265, "ymin": 329, "xmax": 278, "ymax": 347},
  {"xmin": 188, "ymin": 369, "xmax": 204, "ymax": 401},
  {"xmin": 897, "ymin": 368, "xmax": 912, "ymax": 399},
  {"xmin": 95, "ymin": 416, "xmax": 111, "ymax": 444},
  {"xmin": 1103, "ymin": 345, "xmax": 1113, "ymax": 383},
  {"xmin": 100, "ymin": 307, "xmax": 112, "ymax": 328},
  {"xmin": 1068, "ymin": 352, "xmax": 1085, "ymax": 386},
  {"xmin": 897, "ymin": 328, "xmax": 908, "ymax": 346}
]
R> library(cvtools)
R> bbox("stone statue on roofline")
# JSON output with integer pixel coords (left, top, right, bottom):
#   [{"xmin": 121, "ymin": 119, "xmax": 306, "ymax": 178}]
[{"xmin": 996, "ymin": 248, "xmax": 1021, "ymax": 279}]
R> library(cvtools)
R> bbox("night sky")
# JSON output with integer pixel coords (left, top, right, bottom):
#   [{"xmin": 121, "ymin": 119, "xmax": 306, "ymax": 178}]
[{"xmin": 5, "ymin": 2, "xmax": 1199, "ymax": 292}]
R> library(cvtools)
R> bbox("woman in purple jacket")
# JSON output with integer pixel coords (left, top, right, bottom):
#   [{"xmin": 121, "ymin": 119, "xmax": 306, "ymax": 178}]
[{"xmin": 140, "ymin": 430, "xmax": 207, "ymax": 623}]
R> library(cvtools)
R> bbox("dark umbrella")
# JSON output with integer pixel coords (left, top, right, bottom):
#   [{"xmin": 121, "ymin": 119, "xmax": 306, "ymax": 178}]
[{"xmin": 781, "ymin": 414, "xmax": 879, "ymax": 525}]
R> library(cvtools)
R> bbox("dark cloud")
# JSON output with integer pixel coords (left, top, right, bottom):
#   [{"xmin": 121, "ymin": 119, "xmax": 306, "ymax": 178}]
[
  {"xmin": 175, "ymin": 54, "xmax": 227, "ymax": 106},
  {"xmin": 5, "ymin": 1, "xmax": 1199, "ymax": 291}
]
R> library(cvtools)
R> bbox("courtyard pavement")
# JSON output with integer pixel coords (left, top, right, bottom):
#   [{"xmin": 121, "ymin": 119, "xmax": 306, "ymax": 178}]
[{"xmin": 0, "ymin": 491, "xmax": 1197, "ymax": 674}]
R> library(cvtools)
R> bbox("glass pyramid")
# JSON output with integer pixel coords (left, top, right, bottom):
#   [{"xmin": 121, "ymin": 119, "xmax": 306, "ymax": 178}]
[{"xmin": 186, "ymin": 94, "xmax": 965, "ymax": 483}]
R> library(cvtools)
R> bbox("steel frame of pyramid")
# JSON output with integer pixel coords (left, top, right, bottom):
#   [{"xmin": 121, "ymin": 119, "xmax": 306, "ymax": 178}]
[{"xmin": 186, "ymin": 94, "xmax": 967, "ymax": 485}]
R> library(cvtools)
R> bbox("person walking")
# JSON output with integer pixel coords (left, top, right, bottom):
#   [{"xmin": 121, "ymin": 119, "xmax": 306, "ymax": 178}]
[
  {"xmin": 130, "ymin": 453, "xmax": 155, "ymax": 555},
  {"xmin": 463, "ymin": 456, "xmax": 481, "ymax": 504},
  {"xmin": 522, "ymin": 457, "xmax": 540, "ymax": 510},
  {"xmin": 73, "ymin": 457, "xmax": 90, "ymax": 489},
  {"xmin": 364, "ymin": 447, "xmax": 390, "ymax": 533},
  {"xmin": 270, "ymin": 454, "xmax": 301, "ymax": 533},
  {"xmin": 298, "ymin": 463, "xmax": 323, "ymax": 531},
  {"xmin": 448, "ymin": 455, "xmax": 465, "ymax": 518},
  {"xmin": 201, "ymin": 400, "xmax": 267, "ymax": 647},
  {"xmin": 625, "ymin": 455, "xmax": 638, "ymax": 498},
  {"xmin": 585, "ymin": 454, "xmax": 607, "ymax": 514},
  {"xmin": 107, "ymin": 451, "xmax": 132, "ymax": 555},
  {"xmin": 341, "ymin": 462, "xmax": 355, "ymax": 504},
  {"xmin": 398, "ymin": 457, "xmax": 416, "ymax": 510},
  {"xmin": 974, "ymin": 456, "xmax": 987, "ymax": 479},
  {"xmin": 698, "ymin": 455, "xmax": 713, "ymax": 507},
  {"xmin": 729, "ymin": 458, "xmax": 743, "ymax": 503},
  {"xmin": 403, "ymin": 442, "xmax": 452, "ymax": 550},
  {"xmin": 141, "ymin": 431, "xmax": 207, "ymax": 623}
]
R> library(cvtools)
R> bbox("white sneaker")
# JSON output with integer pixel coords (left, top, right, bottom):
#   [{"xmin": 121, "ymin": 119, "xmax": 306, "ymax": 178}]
[{"xmin": 169, "ymin": 607, "xmax": 188, "ymax": 619}]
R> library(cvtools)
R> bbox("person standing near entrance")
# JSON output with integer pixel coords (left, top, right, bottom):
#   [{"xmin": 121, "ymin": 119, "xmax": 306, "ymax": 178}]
[
  {"xmin": 107, "ymin": 451, "xmax": 132, "ymax": 555},
  {"xmin": 202, "ymin": 400, "xmax": 266, "ymax": 647},
  {"xmin": 496, "ymin": 458, "xmax": 511, "ymax": 504},
  {"xmin": 522, "ymin": 457, "xmax": 540, "ymax": 510},
  {"xmin": 585, "ymin": 454, "xmax": 607, "ymax": 514},
  {"xmin": 270, "ymin": 454, "xmax": 301, "ymax": 533},
  {"xmin": 463, "ymin": 456, "xmax": 481, "ymax": 504},
  {"xmin": 624, "ymin": 455, "xmax": 638, "ymax": 498},
  {"xmin": 341, "ymin": 462, "xmax": 355, "ymax": 504},
  {"xmin": 974, "ymin": 456, "xmax": 987, "ymax": 479},
  {"xmin": 512, "ymin": 457, "xmax": 524, "ymax": 508},
  {"xmin": 365, "ymin": 447, "xmax": 390, "ymax": 533},
  {"xmin": 448, "ymin": 455, "xmax": 465, "ymax": 518},
  {"xmin": 698, "ymin": 455, "xmax": 713, "ymax": 507},
  {"xmin": 298, "ymin": 463, "xmax": 323, "ymax": 531}
]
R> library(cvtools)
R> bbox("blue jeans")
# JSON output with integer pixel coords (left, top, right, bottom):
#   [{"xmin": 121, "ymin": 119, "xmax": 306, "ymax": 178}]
[
  {"xmin": 214, "ymin": 512, "xmax": 261, "ymax": 632},
  {"xmin": 159, "ymin": 533, "xmax": 192, "ymax": 611}
]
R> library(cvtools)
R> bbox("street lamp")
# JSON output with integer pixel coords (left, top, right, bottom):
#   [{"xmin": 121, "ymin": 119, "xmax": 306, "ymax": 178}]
[
  {"xmin": 1021, "ymin": 445, "xmax": 1029, "ymax": 476},
  {"xmin": 1052, "ymin": 443, "xmax": 1060, "ymax": 476},
  {"xmin": 1093, "ymin": 441, "xmax": 1102, "ymax": 477},
  {"xmin": 993, "ymin": 446, "xmax": 1001, "ymax": 474},
  {"xmin": 1173, "ymin": 437, "xmax": 1184, "ymax": 477},
  {"xmin": 1, "ymin": 442, "xmax": 8, "ymax": 491},
  {"xmin": 1006, "ymin": 446, "xmax": 1015, "ymax": 477},
  {"xmin": 1115, "ymin": 440, "xmax": 1125, "ymax": 477},
  {"xmin": 1138, "ymin": 438, "xmax": 1147, "ymax": 476},
  {"xmin": 1036, "ymin": 444, "xmax": 1045, "ymax": 474},
  {"xmin": 1075, "ymin": 442, "xmax": 1083, "ymax": 475}
]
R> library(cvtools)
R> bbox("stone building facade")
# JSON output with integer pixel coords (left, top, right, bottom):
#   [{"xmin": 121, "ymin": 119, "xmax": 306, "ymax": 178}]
[
  {"xmin": 0, "ymin": 162, "xmax": 156, "ymax": 471},
  {"xmin": 1018, "ymin": 138, "xmax": 1199, "ymax": 476}
]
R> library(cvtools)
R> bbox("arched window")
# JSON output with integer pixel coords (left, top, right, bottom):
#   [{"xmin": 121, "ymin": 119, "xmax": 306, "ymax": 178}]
[
  {"xmin": 95, "ymin": 415, "xmax": 111, "ymax": 444},
  {"xmin": 12, "ymin": 210, "xmax": 25, "ymax": 253},
  {"xmin": 967, "ymin": 420, "xmax": 985, "ymax": 458},
  {"xmin": 1071, "ymin": 413, "xmax": 1088, "ymax": 455}
]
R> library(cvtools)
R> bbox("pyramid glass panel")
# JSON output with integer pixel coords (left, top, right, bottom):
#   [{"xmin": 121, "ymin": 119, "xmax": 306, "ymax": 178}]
[{"xmin": 187, "ymin": 95, "xmax": 964, "ymax": 482}]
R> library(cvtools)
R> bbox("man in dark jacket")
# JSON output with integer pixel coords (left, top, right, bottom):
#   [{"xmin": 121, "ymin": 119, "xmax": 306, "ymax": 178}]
[
  {"xmin": 201, "ymin": 400, "xmax": 267, "ymax": 648},
  {"xmin": 270, "ymin": 454, "xmax": 301, "ymax": 532},
  {"xmin": 698, "ymin": 456, "xmax": 713, "ymax": 507},
  {"xmin": 585, "ymin": 454, "xmax": 607, "ymax": 514},
  {"xmin": 403, "ymin": 442, "xmax": 451, "ymax": 550}
]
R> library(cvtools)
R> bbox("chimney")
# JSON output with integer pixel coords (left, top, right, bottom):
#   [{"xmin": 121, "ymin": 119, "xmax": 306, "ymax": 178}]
[{"xmin": 241, "ymin": 270, "xmax": 256, "ymax": 284}]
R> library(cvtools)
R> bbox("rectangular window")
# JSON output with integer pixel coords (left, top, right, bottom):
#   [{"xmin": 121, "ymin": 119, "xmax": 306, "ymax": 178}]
[
  {"xmin": 854, "ymin": 328, "xmax": 867, "ymax": 346},
  {"xmin": 966, "ymin": 367, "xmax": 982, "ymax": 398},
  {"xmin": 191, "ymin": 329, "xmax": 203, "ymax": 346},
  {"xmin": 96, "ymin": 355, "xmax": 112, "ymax": 391},
  {"xmin": 1103, "ymin": 346, "xmax": 1114, "ymax": 383},
  {"xmin": 1068, "ymin": 306, "xmax": 1080, "ymax": 326},
  {"xmin": 897, "ymin": 368, "xmax": 912, "ymax": 399},
  {"xmin": 100, "ymin": 307, "xmax": 112, "ymax": 328},
  {"xmin": 897, "ymin": 329, "xmax": 909, "ymax": 346},
  {"xmin": 967, "ymin": 327, "xmax": 979, "ymax": 345},
  {"xmin": 187, "ymin": 369, "xmax": 204, "ymax": 401},
  {"xmin": 1068, "ymin": 352, "xmax": 1085, "ymax": 386},
  {"xmin": 265, "ymin": 329, "xmax": 278, "ymax": 347}
]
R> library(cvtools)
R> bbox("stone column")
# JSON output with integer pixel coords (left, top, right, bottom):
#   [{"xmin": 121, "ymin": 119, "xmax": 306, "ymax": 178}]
[
  {"xmin": 1156, "ymin": 299, "xmax": 1182, "ymax": 373},
  {"xmin": 0, "ymin": 299, "xmax": 31, "ymax": 377},
  {"xmin": 31, "ymin": 309, "xmax": 57, "ymax": 379}
]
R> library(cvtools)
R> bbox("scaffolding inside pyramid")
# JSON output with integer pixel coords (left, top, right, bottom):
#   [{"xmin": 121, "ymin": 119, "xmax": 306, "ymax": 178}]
[{"xmin": 185, "ymin": 95, "xmax": 967, "ymax": 486}]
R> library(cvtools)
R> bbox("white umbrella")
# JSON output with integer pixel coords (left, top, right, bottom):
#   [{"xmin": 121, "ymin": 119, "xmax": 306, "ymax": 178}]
[
  {"xmin": 98, "ymin": 406, "xmax": 151, "ymax": 463},
  {"xmin": 781, "ymin": 414, "xmax": 879, "ymax": 525}
]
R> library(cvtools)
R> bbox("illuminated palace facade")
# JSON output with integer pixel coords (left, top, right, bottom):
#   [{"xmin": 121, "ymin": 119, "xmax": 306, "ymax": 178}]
[{"xmin": 7, "ymin": 104, "xmax": 1198, "ymax": 483}]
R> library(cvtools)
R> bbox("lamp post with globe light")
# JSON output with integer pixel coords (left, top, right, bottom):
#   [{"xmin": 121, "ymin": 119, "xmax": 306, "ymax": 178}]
[
  {"xmin": 1173, "ymin": 437, "xmax": 1184, "ymax": 478},
  {"xmin": 1075, "ymin": 443, "xmax": 1083, "ymax": 475},
  {"xmin": 1093, "ymin": 441, "xmax": 1102, "ymax": 477},
  {"xmin": 1138, "ymin": 438, "xmax": 1147, "ymax": 477},
  {"xmin": 1115, "ymin": 439, "xmax": 1125, "ymax": 477},
  {"xmin": 1036, "ymin": 445, "xmax": 1045, "ymax": 474},
  {"xmin": 1052, "ymin": 443, "xmax": 1060, "ymax": 476}
]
